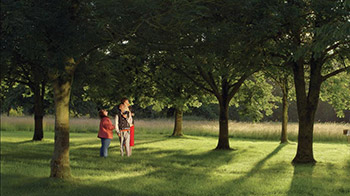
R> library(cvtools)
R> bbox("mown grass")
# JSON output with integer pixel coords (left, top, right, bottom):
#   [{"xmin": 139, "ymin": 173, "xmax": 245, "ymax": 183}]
[
  {"xmin": 1, "ymin": 115, "xmax": 349, "ymax": 142},
  {"xmin": 1, "ymin": 130, "xmax": 350, "ymax": 196}
]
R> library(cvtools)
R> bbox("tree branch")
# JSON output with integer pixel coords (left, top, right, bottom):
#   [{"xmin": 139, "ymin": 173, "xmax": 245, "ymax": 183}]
[
  {"xmin": 196, "ymin": 65, "xmax": 220, "ymax": 97},
  {"xmin": 322, "ymin": 66, "xmax": 350, "ymax": 82},
  {"xmin": 325, "ymin": 41, "xmax": 350, "ymax": 53},
  {"xmin": 227, "ymin": 73, "xmax": 251, "ymax": 101},
  {"xmin": 164, "ymin": 64, "xmax": 215, "ymax": 95},
  {"xmin": 76, "ymin": 42, "xmax": 109, "ymax": 65}
]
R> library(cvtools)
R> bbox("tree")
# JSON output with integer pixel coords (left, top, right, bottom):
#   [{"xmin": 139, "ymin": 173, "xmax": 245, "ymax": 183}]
[
  {"xmin": 274, "ymin": 0, "xmax": 350, "ymax": 163},
  {"xmin": 1, "ymin": 1, "xmax": 50, "ymax": 140},
  {"xmin": 140, "ymin": 57, "xmax": 204, "ymax": 136},
  {"xmin": 155, "ymin": 0, "xmax": 276, "ymax": 149},
  {"xmin": 1, "ymin": 0, "xmax": 112, "ymax": 178},
  {"xmin": 264, "ymin": 64, "xmax": 295, "ymax": 143},
  {"xmin": 46, "ymin": 0, "xmax": 109, "ymax": 178}
]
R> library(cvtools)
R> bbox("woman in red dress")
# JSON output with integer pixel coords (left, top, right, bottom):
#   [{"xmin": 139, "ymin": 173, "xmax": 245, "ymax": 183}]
[{"xmin": 129, "ymin": 106, "xmax": 135, "ymax": 148}]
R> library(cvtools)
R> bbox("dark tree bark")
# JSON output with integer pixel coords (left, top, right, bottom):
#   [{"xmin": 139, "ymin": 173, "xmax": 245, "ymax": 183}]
[
  {"xmin": 32, "ymin": 82, "xmax": 45, "ymax": 141},
  {"xmin": 172, "ymin": 108, "xmax": 183, "ymax": 136},
  {"xmin": 280, "ymin": 78, "xmax": 289, "ymax": 143},
  {"xmin": 216, "ymin": 95, "xmax": 230, "ymax": 149},
  {"xmin": 215, "ymin": 79, "xmax": 233, "ymax": 150},
  {"xmin": 292, "ymin": 58, "xmax": 322, "ymax": 164}
]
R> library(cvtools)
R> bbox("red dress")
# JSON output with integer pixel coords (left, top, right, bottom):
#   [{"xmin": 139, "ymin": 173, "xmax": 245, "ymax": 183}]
[{"xmin": 130, "ymin": 125, "xmax": 134, "ymax": 146}]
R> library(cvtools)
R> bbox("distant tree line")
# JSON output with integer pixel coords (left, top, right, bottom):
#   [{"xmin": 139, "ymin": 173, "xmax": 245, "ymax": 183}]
[{"xmin": 1, "ymin": 85, "xmax": 349, "ymax": 123}]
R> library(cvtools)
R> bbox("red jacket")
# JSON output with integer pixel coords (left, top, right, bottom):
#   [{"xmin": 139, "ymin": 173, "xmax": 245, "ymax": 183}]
[{"xmin": 98, "ymin": 117, "xmax": 115, "ymax": 139}]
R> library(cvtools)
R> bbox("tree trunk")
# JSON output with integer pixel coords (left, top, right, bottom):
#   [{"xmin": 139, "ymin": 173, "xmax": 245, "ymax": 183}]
[
  {"xmin": 172, "ymin": 108, "xmax": 183, "ymax": 136},
  {"xmin": 216, "ymin": 96, "xmax": 230, "ymax": 150},
  {"xmin": 32, "ymin": 82, "xmax": 45, "ymax": 141},
  {"xmin": 50, "ymin": 75, "xmax": 73, "ymax": 178},
  {"xmin": 280, "ymin": 80, "xmax": 289, "ymax": 143},
  {"xmin": 293, "ymin": 111, "xmax": 317, "ymax": 164},
  {"xmin": 292, "ymin": 59, "xmax": 322, "ymax": 164}
]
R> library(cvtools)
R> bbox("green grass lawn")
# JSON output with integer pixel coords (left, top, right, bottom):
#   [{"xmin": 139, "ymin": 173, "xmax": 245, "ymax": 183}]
[{"xmin": 1, "ymin": 131, "xmax": 350, "ymax": 196}]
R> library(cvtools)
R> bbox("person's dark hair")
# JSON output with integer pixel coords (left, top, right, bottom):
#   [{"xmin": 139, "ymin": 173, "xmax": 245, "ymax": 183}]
[
  {"xmin": 120, "ymin": 97, "xmax": 128, "ymax": 104},
  {"xmin": 98, "ymin": 109, "xmax": 107, "ymax": 119}
]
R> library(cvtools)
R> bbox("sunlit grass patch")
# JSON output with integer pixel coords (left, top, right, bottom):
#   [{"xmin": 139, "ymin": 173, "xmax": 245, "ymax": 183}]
[{"xmin": 1, "ymin": 130, "xmax": 349, "ymax": 196}]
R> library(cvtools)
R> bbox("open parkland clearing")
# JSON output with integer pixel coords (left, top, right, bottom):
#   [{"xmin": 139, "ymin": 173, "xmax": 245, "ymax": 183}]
[{"xmin": 1, "ymin": 116, "xmax": 349, "ymax": 196}]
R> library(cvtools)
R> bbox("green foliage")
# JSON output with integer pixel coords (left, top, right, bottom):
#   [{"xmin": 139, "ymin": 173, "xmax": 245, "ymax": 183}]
[
  {"xmin": 232, "ymin": 73, "xmax": 279, "ymax": 122},
  {"xmin": 2, "ymin": 0, "xmax": 349, "ymax": 126},
  {"xmin": 321, "ymin": 72, "xmax": 350, "ymax": 118},
  {"xmin": 0, "ymin": 84, "xmax": 32, "ymax": 114}
]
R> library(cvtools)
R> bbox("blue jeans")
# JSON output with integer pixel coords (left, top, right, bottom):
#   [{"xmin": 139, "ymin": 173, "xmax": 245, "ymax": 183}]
[{"xmin": 100, "ymin": 138, "xmax": 111, "ymax": 157}]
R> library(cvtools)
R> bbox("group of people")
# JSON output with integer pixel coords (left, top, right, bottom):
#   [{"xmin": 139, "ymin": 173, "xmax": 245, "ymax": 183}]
[{"xmin": 97, "ymin": 98, "xmax": 135, "ymax": 157}]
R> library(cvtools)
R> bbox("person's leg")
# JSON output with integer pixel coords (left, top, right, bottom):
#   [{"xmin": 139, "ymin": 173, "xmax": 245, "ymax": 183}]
[
  {"xmin": 120, "ymin": 132, "xmax": 125, "ymax": 156},
  {"xmin": 100, "ymin": 138, "xmax": 105, "ymax": 157},
  {"xmin": 125, "ymin": 131, "xmax": 131, "ymax": 157},
  {"xmin": 103, "ymin": 138, "xmax": 111, "ymax": 157},
  {"xmin": 100, "ymin": 138, "xmax": 111, "ymax": 157}
]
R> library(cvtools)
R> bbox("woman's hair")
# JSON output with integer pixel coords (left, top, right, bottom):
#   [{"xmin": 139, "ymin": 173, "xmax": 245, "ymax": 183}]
[
  {"xmin": 118, "ymin": 103, "xmax": 124, "ymax": 110},
  {"xmin": 98, "ymin": 109, "xmax": 107, "ymax": 119},
  {"xmin": 120, "ymin": 97, "xmax": 128, "ymax": 104}
]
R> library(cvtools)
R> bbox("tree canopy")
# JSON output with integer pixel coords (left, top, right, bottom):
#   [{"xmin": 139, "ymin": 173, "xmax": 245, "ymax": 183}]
[{"xmin": 1, "ymin": 0, "xmax": 350, "ymax": 178}]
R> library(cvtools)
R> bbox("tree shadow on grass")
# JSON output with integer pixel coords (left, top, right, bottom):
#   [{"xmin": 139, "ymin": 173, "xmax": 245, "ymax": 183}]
[
  {"xmin": 133, "ymin": 136, "xmax": 170, "ymax": 146},
  {"xmin": 1, "ymin": 141, "xmax": 52, "ymax": 166},
  {"xmin": 287, "ymin": 161, "xmax": 350, "ymax": 196},
  {"xmin": 16, "ymin": 140, "xmax": 35, "ymax": 144},
  {"xmin": 235, "ymin": 143, "xmax": 287, "ymax": 180},
  {"xmin": 70, "ymin": 143, "xmax": 239, "ymax": 180},
  {"xmin": 206, "ymin": 143, "xmax": 288, "ymax": 195},
  {"xmin": 287, "ymin": 164, "xmax": 315, "ymax": 196},
  {"xmin": 54, "ymin": 145, "xmax": 241, "ymax": 196},
  {"xmin": 104, "ymin": 148, "xmax": 238, "ymax": 195},
  {"xmin": 1, "ymin": 173, "xmax": 124, "ymax": 196}
]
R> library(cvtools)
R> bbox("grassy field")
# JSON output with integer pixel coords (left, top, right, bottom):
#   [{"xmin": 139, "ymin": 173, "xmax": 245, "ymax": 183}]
[
  {"xmin": 1, "ymin": 129, "xmax": 350, "ymax": 195},
  {"xmin": 1, "ymin": 115, "xmax": 349, "ymax": 142}
]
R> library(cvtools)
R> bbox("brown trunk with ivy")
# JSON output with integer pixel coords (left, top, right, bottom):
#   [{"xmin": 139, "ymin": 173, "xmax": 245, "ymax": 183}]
[
  {"xmin": 280, "ymin": 79, "xmax": 289, "ymax": 143},
  {"xmin": 172, "ymin": 108, "xmax": 183, "ymax": 136},
  {"xmin": 32, "ymin": 82, "xmax": 45, "ymax": 141},
  {"xmin": 292, "ymin": 58, "xmax": 322, "ymax": 164}
]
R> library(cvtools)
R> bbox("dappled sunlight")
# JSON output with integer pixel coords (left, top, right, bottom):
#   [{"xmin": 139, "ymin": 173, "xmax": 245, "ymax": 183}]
[
  {"xmin": 78, "ymin": 170, "xmax": 151, "ymax": 182},
  {"xmin": 2, "ymin": 130, "xmax": 350, "ymax": 195}
]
